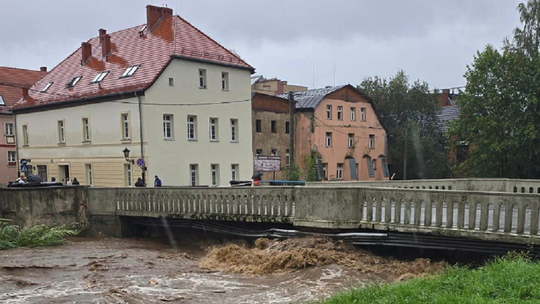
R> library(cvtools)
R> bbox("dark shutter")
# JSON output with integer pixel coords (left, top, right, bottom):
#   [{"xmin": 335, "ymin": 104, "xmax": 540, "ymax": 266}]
[{"xmin": 348, "ymin": 158, "xmax": 357, "ymax": 180}]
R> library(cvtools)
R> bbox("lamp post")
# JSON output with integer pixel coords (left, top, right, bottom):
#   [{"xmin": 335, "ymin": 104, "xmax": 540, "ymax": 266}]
[{"xmin": 123, "ymin": 147, "xmax": 145, "ymax": 186}]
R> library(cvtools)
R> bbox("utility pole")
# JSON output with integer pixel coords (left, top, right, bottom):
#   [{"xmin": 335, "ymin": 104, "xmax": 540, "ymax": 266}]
[
  {"xmin": 288, "ymin": 91, "xmax": 295, "ymax": 176},
  {"xmin": 403, "ymin": 120, "xmax": 408, "ymax": 180}
]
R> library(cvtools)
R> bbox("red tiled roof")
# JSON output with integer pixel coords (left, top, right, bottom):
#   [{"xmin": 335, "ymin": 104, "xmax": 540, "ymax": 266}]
[
  {"xmin": 14, "ymin": 15, "xmax": 254, "ymax": 110},
  {"xmin": 0, "ymin": 67, "xmax": 46, "ymax": 113}
]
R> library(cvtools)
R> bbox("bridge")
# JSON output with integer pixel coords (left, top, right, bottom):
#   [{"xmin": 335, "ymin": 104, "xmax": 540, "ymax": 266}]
[{"xmin": 2, "ymin": 178, "xmax": 540, "ymax": 254}]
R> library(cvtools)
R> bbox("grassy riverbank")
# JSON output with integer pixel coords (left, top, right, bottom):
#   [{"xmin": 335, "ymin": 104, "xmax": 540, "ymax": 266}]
[
  {"xmin": 0, "ymin": 221, "xmax": 86, "ymax": 250},
  {"xmin": 315, "ymin": 253, "xmax": 540, "ymax": 304}
]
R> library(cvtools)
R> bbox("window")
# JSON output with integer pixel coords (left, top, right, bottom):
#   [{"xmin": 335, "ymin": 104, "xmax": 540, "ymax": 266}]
[
  {"xmin": 187, "ymin": 115, "xmax": 197, "ymax": 140},
  {"xmin": 372, "ymin": 159, "xmax": 377, "ymax": 171},
  {"xmin": 37, "ymin": 165, "xmax": 47, "ymax": 181},
  {"xmin": 365, "ymin": 156, "xmax": 375, "ymax": 178},
  {"xmin": 360, "ymin": 108, "xmax": 366, "ymax": 122},
  {"xmin": 222, "ymin": 72, "xmax": 229, "ymax": 90},
  {"xmin": 42, "ymin": 82, "xmax": 53, "ymax": 92},
  {"xmin": 285, "ymin": 121, "xmax": 290, "ymax": 134},
  {"xmin": 22, "ymin": 124, "xmax": 28, "ymax": 146},
  {"xmin": 325, "ymin": 132, "xmax": 332, "ymax": 147},
  {"xmin": 92, "ymin": 71, "xmax": 109, "ymax": 83},
  {"xmin": 231, "ymin": 164, "xmax": 238, "ymax": 181},
  {"xmin": 256, "ymin": 149, "xmax": 262, "ymax": 156},
  {"xmin": 67, "ymin": 76, "xmax": 82, "ymax": 87},
  {"xmin": 348, "ymin": 133, "xmax": 354, "ymax": 148},
  {"xmin": 199, "ymin": 69, "xmax": 207, "ymax": 88},
  {"xmin": 121, "ymin": 113, "xmax": 130, "ymax": 140},
  {"xmin": 271, "ymin": 149, "xmax": 277, "ymax": 156},
  {"xmin": 350, "ymin": 107, "xmax": 356, "ymax": 121},
  {"xmin": 57, "ymin": 120, "xmax": 65, "ymax": 143},
  {"xmin": 209, "ymin": 118, "xmax": 219, "ymax": 141},
  {"xmin": 211, "ymin": 164, "xmax": 219, "ymax": 187},
  {"xmin": 369, "ymin": 134, "xmax": 375, "ymax": 149},
  {"xmin": 190, "ymin": 164, "xmax": 198, "ymax": 186},
  {"xmin": 169, "ymin": 77, "xmax": 174, "ymax": 86},
  {"xmin": 85, "ymin": 164, "xmax": 93, "ymax": 186},
  {"xmin": 337, "ymin": 106, "xmax": 343, "ymax": 120},
  {"xmin": 381, "ymin": 157, "xmax": 390, "ymax": 177},
  {"xmin": 4, "ymin": 122, "xmax": 14, "ymax": 136},
  {"xmin": 124, "ymin": 164, "xmax": 132, "ymax": 187},
  {"xmin": 255, "ymin": 119, "xmax": 262, "ymax": 133},
  {"xmin": 120, "ymin": 65, "xmax": 140, "ymax": 78},
  {"xmin": 82, "ymin": 118, "xmax": 91, "ymax": 142},
  {"xmin": 7, "ymin": 151, "xmax": 16, "ymax": 165},
  {"xmin": 230, "ymin": 119, "xmax": 238, "ymax": 142},
  {"xmin": 337, "ymin": 163, "xmax": 343, "ymax": 180},
  {"xmin": 0, "ymin": 95, "xmax": 4, "ymax": 105},
  {"xmin": 326, "ymin": 105, "xmax": 332, "ymax": 120},
  {"xmin": 163, "ymin": 114, "xmax": 173, "ymax": 139},
  {"xmin": 286, "ymin": 149, "xmax": 290, "ymax": 167},
  {"xmin": 322, "ymin": 163, "xmax": 328, "ymax": 179},
  {"xmin": 271, "ymin": 120, "xmax": 277, "ymax": 133}
]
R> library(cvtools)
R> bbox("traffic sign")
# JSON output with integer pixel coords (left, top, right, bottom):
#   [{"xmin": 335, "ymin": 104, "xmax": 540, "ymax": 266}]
[{"xmin": 136, "ymin": 158, "xmax": 145, "ymax": 168}]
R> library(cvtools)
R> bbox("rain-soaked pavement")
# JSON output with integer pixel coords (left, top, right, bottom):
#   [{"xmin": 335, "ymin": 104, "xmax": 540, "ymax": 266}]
[{"xmin": 0, "ymin": 237, "xmax": 391, "ymax": 304}]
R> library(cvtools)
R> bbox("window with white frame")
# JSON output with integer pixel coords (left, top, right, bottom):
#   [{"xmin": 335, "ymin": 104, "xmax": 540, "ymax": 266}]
[
  {"xmin": 325, "ymin": 132, "xmax": 332, "ymax": 147},
  {"xmin": 7, "ymin": 151, "xmax": 16, "ymax": 165},
  {"xmin": 209, "ymin": 118, "xmax": 219, "ymax": 141},
  {"xmin": 337, "ymin": 106, "xmax": 343, "ymax": 120},
  {"xmin": 286, "ymin": 149, "xmax": 290, "ymax": 167},
  {"xmin": 67, "ymin": 76, "xmax": 82, "ymax": 87},
  {"xmin": 360, "ymin": 108, "xmax": 366, "ymax": 122},
  {"xmin": 0, "ymin": 95, "xmax": 3, "ymax": 105},
  {"xmin": 120, "ymin": 65, "xmax": 140, "ymax": 78},
  {"xmin": 211, "ymin": 164, "xmax": 219, "ymax": 187},
  {"xmin": 22, "ymin": 124, "xmax": 29, "ymax": 146},
  {"xmin": 322, "ymin": 163, "xmax": 328, "ymax": 179},
  {"xmin": 85, "ymin": 164, "xmax": 93, "ymax": 186},
  {"xmin": 124, "ymin": 164, "xmax": 132, "ymax": 187},
  {"xmin": 42, "ymin": 82, "xmax": 53, "ymax": 92},
  {"xmin": 337, "ymin": 163, "xmax": 343, "ymax": 180},
  {"xmin": 199, "ymin": 69, "xmax": 207, "ymax": 88},
  {"xmin": 4, "ymin": 122, "xmax": 14, "ymax": 136},
  {"xmin": 230, "ymin": 119, "xmax": 238, "ymax": 142},
  {"xmin": 163, "ymin": 114, "xmax": 173, "ymax": 139},
  {"xmin": 57, "ymin": 120, "xmax": 65, "ymax": 143},
  {"xmin": 348, "ymin": 133, "xmax": 354, "ymax": 148},
  {"xmin": 222, "ymin": 72, "xmax": 229, "ymax": 90},
  {"xmin": 369, "ymin": 134, "xmax": 375, "ymax": 149},
  {"xmin": 121, "ymin": 113, "xmax": 130, "ymax": 140},
  {"xmin": 350, "ymin": 107, "xmax": 356, "ymax": 121},
  {"xmin": 187, "ymin": 115, "xmax": 197, "ymax": 140},
  {"xmin": 326, "ymin": 105, "xmax": 332, "ymax": 120},
  {"xmin": 82, "ymin": 118, "xmax": 91, "ymax": 141},
  {"xmin": 190, "ymin": 164, "xmax": 198, "ymax": 186},
  {"xmin": 92, "ymin": 71, "xmax": 109, "ymax": 83},
  {"xmin": 231, "ymin": 164, "xmax": 238, "ymax": 181}
]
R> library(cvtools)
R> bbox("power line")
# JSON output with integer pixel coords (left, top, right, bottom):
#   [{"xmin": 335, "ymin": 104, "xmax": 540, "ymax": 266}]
[{"xmin": 313, "ymin": 115, "xmax": 387, "ymax": 139}]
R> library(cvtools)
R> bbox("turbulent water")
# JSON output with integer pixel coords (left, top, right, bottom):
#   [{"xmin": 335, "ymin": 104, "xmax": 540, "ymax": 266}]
[{"xmin": 0, "ymin": 237, "xmax": 435, "ymax": 303}]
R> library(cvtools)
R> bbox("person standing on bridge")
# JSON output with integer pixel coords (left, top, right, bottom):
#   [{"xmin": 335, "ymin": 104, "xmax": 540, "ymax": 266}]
[{"xmin": 154, "ymin": 175, "xmax": 162, "ymax": 187}]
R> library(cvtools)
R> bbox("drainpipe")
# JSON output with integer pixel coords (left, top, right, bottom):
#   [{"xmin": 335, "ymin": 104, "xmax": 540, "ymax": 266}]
[
  {"xmin": 136, "ymin": 92, "xmax": 146, "ymax": 186},
  {"xmin": 13, "ymin": 113, "xmax": 20, "ymax": 178}
]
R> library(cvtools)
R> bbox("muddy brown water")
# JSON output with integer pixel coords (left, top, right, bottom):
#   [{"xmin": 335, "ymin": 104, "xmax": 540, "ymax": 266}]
[{"xmin": 0, "ymin": 237, "xmax": 423, "ymax": 304}]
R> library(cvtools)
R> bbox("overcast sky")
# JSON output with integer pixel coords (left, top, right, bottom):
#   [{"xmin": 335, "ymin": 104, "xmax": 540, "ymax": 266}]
[{"xmin": 0, "ymin": 0, "xmax": 524, "ymax": 89}]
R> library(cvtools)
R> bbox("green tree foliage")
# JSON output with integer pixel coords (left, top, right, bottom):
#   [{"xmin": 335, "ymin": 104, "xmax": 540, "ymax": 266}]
[
  {"xmin": 0, "ymin": 222, "xmax": 86, "ymax": 250},
  {"xmin": 450, "ymin": 0, "xmax": 540, "ymax": 178},
  {"xmin": 358, "ymin": 70, "xmax": 450, "ymax": 179}
]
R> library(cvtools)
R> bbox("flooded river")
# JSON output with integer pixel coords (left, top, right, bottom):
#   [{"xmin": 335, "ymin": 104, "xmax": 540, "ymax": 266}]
[{"xmin": 0, "ymin": 237, "xmax": 439, "ymax": 303}]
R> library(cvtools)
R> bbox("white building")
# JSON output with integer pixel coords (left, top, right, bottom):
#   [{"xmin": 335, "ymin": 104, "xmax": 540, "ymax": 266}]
[{"xmin": 13, "ymin": 5, "xmax": 254, "ymax": 187}]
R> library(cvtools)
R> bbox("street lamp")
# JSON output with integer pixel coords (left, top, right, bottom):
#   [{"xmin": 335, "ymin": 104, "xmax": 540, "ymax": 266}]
[
  {"xmin": 123, "ymin": 147, "xmax": 134, "ymax": 164},
  {"xmin": 123, "ymin": 147, "xmax": 146, "ymax": 186}
]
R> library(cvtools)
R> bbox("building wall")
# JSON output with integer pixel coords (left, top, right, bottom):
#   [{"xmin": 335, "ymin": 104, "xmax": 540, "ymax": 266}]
[
  {"xmin": 137, "ymin": 58, "xmax": 253, "ymax": 186},
  {"xmin": 15, "ymin": 97, "xmax": 144, "ymax": 186},
  {"xmin": 252, "ymin": 79, "xmax": 307, "ymax": 96},
  {"xmin": 296, "ymin": 93, "xmax": 388, "ymax": 181},
  {"xmin": 0, "ymin": 114, "xmax": 17, "ymax": 184}
]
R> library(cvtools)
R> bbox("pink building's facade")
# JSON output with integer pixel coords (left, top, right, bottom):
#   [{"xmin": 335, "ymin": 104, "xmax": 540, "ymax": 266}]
[{"xmin": 0, "ymin": 66, "xmax": 47, "ymax": 184}]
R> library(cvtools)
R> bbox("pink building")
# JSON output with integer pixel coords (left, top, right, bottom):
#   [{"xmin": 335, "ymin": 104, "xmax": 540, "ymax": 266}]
[
  {"xmin": 0, "ymin": 66, "xmax": 47, "ymax": 184},
  {"xmin": 288, "ymin": 85, "xmax": 389, "ymax": 181}
]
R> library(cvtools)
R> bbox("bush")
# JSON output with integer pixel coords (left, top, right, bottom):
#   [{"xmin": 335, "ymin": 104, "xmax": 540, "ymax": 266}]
[{"xmin": 0, "ymin": 222, "xmax": 86, "ymax": 250}]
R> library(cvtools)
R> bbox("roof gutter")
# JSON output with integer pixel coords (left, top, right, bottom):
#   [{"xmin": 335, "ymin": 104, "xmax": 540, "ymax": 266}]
[
  {"xmin": 170, "ymin": 54, "xmax": 255, "ymax": 74},
  {"xmin": 12, "ymin": 89, "xmax": 146, "ymax": 114}
]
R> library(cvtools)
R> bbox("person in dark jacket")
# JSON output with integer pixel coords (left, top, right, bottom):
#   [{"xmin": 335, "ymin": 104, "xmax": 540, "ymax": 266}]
[
  {"xmin": 135, "ymin": 178, "xmax": 145, "ymax": 187},
  {"xmin": 154, "ymin": 175, "xmax": 162, "ymax": 187},
  {"xmin": 72, "ymin": 178, "xmax": 80, "ymax": 185}
]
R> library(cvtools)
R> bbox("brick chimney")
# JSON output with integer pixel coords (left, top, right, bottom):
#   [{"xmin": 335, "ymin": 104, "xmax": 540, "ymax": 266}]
[
  {"xmin": 40, "ymin": 66, "xmax": 47, "ymax": 73},
  {"xmin": 81, "ymin": 42, "xmax": 92, "ymax": 64},
  {"xmin": 146, "ymin": 5, "xmax": 173, "ymax": 31},
  {"xmin": 439, "ymin": 89, "xmax": 451, "ymax": 107},
  {"xmin": 22, "ymin": 87, "xmax": 29, "ymax": 100},
  {"xmin": 101, "ymin": 34, "xmax": 111, "ymax": 58}
]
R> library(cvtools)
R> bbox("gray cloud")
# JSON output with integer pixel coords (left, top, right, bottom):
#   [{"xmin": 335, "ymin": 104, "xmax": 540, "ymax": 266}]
[{"xmin": 0, "ymin": 0, "xmax": 524, "ymax": 89}]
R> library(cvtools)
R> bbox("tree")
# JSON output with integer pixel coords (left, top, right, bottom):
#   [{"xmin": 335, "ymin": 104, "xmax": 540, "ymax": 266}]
[
  {"xmin": 449, "ymin": 0, "xmax": 540, "ymax": 178},
  {"xmin": 358, "ymin": 70, "xmax": 450, "ymax": 180}
]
